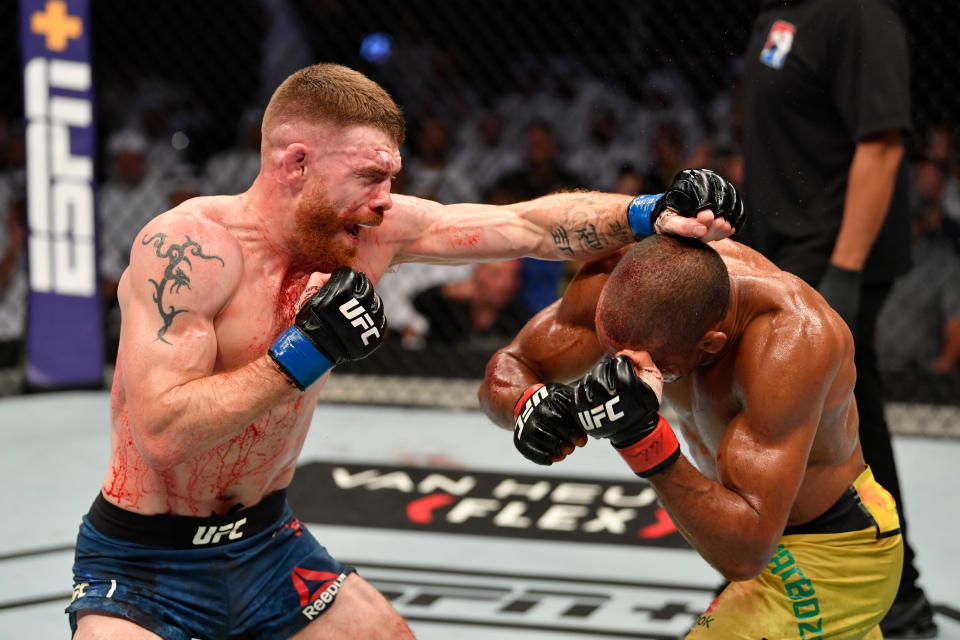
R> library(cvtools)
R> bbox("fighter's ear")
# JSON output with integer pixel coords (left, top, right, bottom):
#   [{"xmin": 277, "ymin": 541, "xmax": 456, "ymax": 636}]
[
  {"xmin": 697, "ymin": 330, "xmax": 727, "ymax": 355},
  {"xmin": 280, "ymin": 143, "xmax": 308, "ymax": 185}
]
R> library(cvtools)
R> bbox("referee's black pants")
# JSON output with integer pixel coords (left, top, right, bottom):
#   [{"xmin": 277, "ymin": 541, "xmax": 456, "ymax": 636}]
[{"xmin": 855, "ymin": 281, "xmax": 920, "ymax": 600}]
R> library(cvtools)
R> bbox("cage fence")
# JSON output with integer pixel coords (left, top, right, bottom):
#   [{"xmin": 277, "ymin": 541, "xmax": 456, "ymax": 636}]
[{"xmin": 1, "ymin": 0, "xmax": 958, "ymax": 437}]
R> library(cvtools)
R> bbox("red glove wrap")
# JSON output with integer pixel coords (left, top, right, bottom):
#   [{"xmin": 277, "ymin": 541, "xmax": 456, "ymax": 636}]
[
  {"xmin": 514, "ymin": 383, "xmax": 546, "ymax": 420},
  {"xmin": 615, "ymin": 416, "xmax": 681, "ymax": 478}
]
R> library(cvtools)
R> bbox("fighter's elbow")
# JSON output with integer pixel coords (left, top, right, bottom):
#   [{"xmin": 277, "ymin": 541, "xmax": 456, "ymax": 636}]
[
  {"xmin": 711, "ymin": 540, "xmax": 777, "ymax": 582},
  {"xmin": 716, "ymin": 558, "xmax": 768, "ymax": 583},
  {"xmin": 479, "ymin": 352, "xmax": 522, "ymax": 430},
  {"xmin": 135, "ymin": 434, "xmax": 184, "ymax": 471},
  {"xmin": 129, "ymin": 416, "xmax": 186, "ymax": 470}
]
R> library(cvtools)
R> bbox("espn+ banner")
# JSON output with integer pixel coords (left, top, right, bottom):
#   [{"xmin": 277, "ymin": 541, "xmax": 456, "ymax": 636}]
[{"xmin": 19, "ymin": 0, "xmax": 102, "ymax": 388}]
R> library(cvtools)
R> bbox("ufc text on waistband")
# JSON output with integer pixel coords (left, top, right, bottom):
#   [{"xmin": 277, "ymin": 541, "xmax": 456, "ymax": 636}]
[{"xmin": 85, "ymin": 490, "xmax": 288, "ymax": 549}]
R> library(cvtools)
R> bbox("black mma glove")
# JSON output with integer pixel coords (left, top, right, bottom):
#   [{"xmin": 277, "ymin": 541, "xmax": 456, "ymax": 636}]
[
  {"xmin": 269, "ymin": 266, "xmax": 387, "ymax": 390},
  {"xmin": 627, "ymin": 168, "xmax": 746, "ymax": 239},
  {"xmin": 513, "ymin": 382, "xmax": 582, "ymax": 466},
  {"xmin": 817, "ymin": 264, "xmax": 861, "ymax": 333},
  {"xmin": 574, "ymin": 356, "xmax": 680, "ymax": 478}
]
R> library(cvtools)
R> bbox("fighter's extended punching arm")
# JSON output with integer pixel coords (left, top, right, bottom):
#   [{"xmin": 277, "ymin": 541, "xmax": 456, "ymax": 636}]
[
  {"xmin": 479, "ymin": 252, "xmax": 619, "ymax": 463},
  {"xmin": 391, "ymin": 169, "xmax": 744, "ymax": 265}
]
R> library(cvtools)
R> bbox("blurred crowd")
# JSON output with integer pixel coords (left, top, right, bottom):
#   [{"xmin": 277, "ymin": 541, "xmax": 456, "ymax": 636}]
[{"xmin": 0, "ymin": 55, "xmax": 958, "ymax": 381}]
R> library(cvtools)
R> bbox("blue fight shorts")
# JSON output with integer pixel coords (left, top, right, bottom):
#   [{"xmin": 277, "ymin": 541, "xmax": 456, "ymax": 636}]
[{"xmin": 66, "ymin": 491, "xmax": 355, "ymax": 640}]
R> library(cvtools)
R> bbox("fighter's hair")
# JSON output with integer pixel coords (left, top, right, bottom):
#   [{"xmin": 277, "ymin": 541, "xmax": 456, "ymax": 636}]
[
  {"xmin": 598, "ymin": 235, "xmax": 730, "ymax": 354},
  {"xmin": 262, "ymin": 63, "xmax": 405, "ymax": 145}
]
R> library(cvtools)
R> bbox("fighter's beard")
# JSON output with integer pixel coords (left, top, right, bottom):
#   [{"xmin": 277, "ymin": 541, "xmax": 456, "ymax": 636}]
[{"xmin": 293, "ymin": 185, "xmax": 358, "ymax": 273}]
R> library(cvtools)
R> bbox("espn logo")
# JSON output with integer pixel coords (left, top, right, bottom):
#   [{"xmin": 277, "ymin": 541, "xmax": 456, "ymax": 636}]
[
  {"xmin": 339, "ymin": 298, "xmax": 380, "ymax": 346},
  {"xmin": 24, "ymin": 57, "xmax": 96, "ymax": 295},
  {"xmin": 578, "ymin": 397, "xmax": 624, "ymax": 431}
]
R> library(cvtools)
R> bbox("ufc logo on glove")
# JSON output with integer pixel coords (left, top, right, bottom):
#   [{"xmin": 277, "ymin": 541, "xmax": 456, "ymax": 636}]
[
  {"xmin": 578, "ymin": 397, "xmax": 624, "ymax": 431},
  {"xmin": 338, "ymin": 298, "xmax": 380, "ymax": 346},
  {"xmin": 515, "ymin": 385, "xmax": 550, "ymax": 435}
]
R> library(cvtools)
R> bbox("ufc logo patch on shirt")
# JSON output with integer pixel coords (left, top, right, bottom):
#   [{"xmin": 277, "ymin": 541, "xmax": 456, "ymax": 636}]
[{"xmin": 760, "ymin": 20, "xmax": 796, "ymax": 69}]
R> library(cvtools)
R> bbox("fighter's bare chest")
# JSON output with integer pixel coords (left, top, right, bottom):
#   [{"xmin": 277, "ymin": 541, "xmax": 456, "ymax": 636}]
[
  {"xmin": 662, "ymin": 364, "xmax": 741, "ymax": 456},
  {"xmin": 212, "ymin": 255, "xmax": 389, "ymax": 368}
]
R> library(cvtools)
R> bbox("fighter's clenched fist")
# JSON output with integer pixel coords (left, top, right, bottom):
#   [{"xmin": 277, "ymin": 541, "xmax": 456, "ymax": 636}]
[
  {"xmin": 574, "ymin": 355, "xmax": 680, "ymax": 478},
  {"xmin": 627, "ymin": 168, "xmax": 745, "ymax": 242},
  {"xmin": 513, "ymin": 382, "xmax": 585, "ymax": 465},
  {"xmin": 270, "ymin": 266, "xmax": 387, "ymax": 390}
]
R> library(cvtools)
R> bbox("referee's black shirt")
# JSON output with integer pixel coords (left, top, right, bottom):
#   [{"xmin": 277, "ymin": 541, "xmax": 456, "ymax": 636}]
[{"xmin": 741, "ymin": 0, "xmax": 912, "ymax": 284}]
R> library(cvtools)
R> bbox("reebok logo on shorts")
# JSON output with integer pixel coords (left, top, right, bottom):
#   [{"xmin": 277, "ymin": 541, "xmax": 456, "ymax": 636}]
[{"xmin": 291, "ymin": 568, "xmax": 347, "ymax": 620}]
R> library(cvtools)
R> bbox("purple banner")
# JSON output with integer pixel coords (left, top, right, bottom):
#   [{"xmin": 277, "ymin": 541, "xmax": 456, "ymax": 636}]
[{"xmin": 20, "ymin": 0, "xmax": 102, "ymax": 388}]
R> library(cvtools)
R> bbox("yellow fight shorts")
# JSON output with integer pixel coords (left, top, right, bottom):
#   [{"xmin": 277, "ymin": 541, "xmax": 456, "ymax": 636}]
[{"xmin": 686, "ymin": 466, "xmax": 903, "ymax": 639}]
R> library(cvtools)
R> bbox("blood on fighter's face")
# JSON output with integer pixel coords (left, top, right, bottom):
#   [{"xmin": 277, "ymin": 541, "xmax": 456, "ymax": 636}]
[
  {"xmin": 293, "ymin": 183, "xmax": 359, "ymax": 272},
  {"xmin": 596, "ymin": 310, "xmax": 689, "ymax": 384}
]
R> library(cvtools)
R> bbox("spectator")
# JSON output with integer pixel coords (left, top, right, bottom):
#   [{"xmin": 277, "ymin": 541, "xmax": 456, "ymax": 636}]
[
  {"xmin": 98, "ymin": 129, "xmax": 169, "ymax": 306},
  {"xmin": 493, "ymin": 122, "xmax": 585, "ymax": 314},
  {"xmin": 567, "ymin": 104, "xmax": 643, "ymax": 191},
  {"xmin": 0, "ymin": 121, "xmax": 25, "ymax": 214},
  {"xmin": 0, "ymin": 195, "xmax": 26, "ymax": 371},
  {"xmin": 404, "ymin": 113, "xmax": 478, "ymax": 204},
  {"xmin": 0, "ymin": 122, "xmax": 26, "ymax": 380},
  {"xmin": 611, "ymin": 163, "xmax": 646, "ymax": 197},
  {"xmin": 204, "ymin": 108, "xmax": 262, "ymax": 195},
  {"xmin": 642, "ymin": 121, "xmax": 688, "ymax": 194},
  {"xmin": 878, "ymin": 161, "xmax": 960, "ymax": 375},
  {"xmin": 740, "ymin": 1, "xmax": 935, "ymax": 635},
  {"xmin": 493, "ymin": 61, "xmax": 554, "ymax": 145},
  {"xmin": 412, "ymin": 259, "xmax": 530, "ymax": 349},
  {"xmin": 130, "ymin": 80, "xmax": 191, "ymax": 177},
  {"xmin": 928, "ymin": 124, "xmax": 960, "ymax": 245},
  {"xmin": 450, "ymin": 109, "xmax": 522, "ymax": 196},
  {"xmin": 626, "ymin": 69, "xmax": 704, "ymax": 161},
  {"xmin": 494, "ymin": 121, "xmax": 583, "ymax": 201}
]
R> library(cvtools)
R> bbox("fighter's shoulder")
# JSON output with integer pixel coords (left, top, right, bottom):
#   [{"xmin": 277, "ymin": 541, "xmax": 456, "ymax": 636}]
[
  {"xmin": 141, "ymin": 198, "xmax": 243, "ymax": 257},
  {"xmin": 737, "ymin": 280, "xmax": 848, "ymax": 390},
  {"xmin": 129, "ymin": 205, "xmax": 243, "ymax": 298}
]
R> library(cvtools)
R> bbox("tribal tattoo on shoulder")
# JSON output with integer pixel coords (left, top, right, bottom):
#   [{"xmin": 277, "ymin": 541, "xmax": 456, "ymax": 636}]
[{"xmin": 141, "ymin": 233, "xmax": 225, "ymax": 344}]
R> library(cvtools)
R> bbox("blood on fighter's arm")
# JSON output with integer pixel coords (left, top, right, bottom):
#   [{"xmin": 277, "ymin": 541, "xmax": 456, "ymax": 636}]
[
  {"xmin": 119, "ymin": 216, "xmax": 297, "ymax": 470},
  {"xmin": 388, "ymin": 192, "xmax": 636, "ymax": 265}
]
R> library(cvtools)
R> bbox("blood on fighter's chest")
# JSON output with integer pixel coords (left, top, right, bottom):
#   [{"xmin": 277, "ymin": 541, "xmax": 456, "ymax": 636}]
[{"xmin": 276, "ymin": 271, "xmax": 312, "ymax": 328}]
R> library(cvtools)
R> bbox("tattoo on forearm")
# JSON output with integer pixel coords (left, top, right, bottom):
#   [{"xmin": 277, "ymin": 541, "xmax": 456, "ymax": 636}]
[
  {"xmin": 141, "ymin": 233, "xmax": 225, "ymax": 344},
  {"xmin": 552, "ymin": 226, "xmax": 574, "ymax": 256},
  {"xmin": 575, "ymin": 224, "xmax": 604, "ymax": 252},
  {"xmin": 606, "ymin": 220, "xmax": 633, "ymax": 245},
  {"xmin": 548, "ymin": 194, "xmax": 636, "ymax": 257}
]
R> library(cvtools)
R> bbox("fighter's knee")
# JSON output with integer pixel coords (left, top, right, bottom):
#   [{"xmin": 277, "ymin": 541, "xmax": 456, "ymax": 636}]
[{"xmin": 73, "ymin": 611, "xmax": 163, "ymax": 640}]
